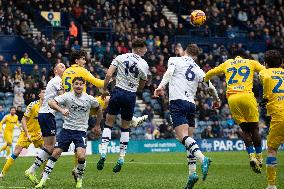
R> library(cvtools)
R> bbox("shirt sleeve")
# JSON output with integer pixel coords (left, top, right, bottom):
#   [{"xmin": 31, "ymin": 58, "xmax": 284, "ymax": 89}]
[
  {"xmin": 111, "ymin": 59, "xmax": 119, "ymax": 67},
  {"xmin": 82, "ymin": 68, "xmax": 104, "ymax": 88},
  {"xmin": 204, "ymin": 62, "xmax": 226, "ymax": 82},
  {"xmin": 252, "ymin": 60, "xmax": 265, "ymax": 73},
  {"xmin": 54, "ymin": 93, "xmax": 68, "ymax": 105},
  {"xmin": 89, "ymin": 95, "xmax": 100, "ymax": 108},
  {"xmin": 24, "ymin": 102, "xmax": 35, "ymax": 118},
  {"xmin": 54, "ymin": 78, "xmax": 63, "ymax": 91}
]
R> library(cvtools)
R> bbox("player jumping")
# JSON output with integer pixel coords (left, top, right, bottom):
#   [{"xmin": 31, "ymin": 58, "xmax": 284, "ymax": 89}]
[
  {"xmin": 205, "ymin": 50, "xmax": 265, "ymax": 173},
  {"xmin": 97, "ymin": 38, "xmax": 149, "ymax": 173},
  {"xmin": 24, "ymin": 63, "xmax": 66, "ymax": 184},
  {"xmin": 35, "ymin": 77, "xmax": 102, "ymax": 188},
  {"xmin": 154, "ymin": 44, "xmax": 220, "ymax": 189},
  {"xmin": 0, "ymin": 88, "xmax": 45, "ymax": 178},
  {"xmin": 259, "ymin": 50, "xmax": 283, "ymax": 189}
]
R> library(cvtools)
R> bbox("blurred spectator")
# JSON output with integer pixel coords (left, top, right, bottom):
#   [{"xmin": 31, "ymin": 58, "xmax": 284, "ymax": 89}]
[
  {"xmin": 145, "ymin": 128, "xmax": 154, "ymax": 140},
  {"xmin": 69, "ymin": 21, "xmax": 78, "ymax": 40},
  {"xmin": 20, "ymin": 53, "xmax": 33, "ymax": 64},
  {"xmin": 0, "ymin": 55, "xmax": 5, "ymax": 64},
  {"xmin": 142, "ymin": 105, "xmax": 154, "ymax": 121},
  {"xmin": 0, "ymin": 75, "xmax": 12, "ymax": 92},
  {"xmin": 16, "ymin": 106, "xmax": 24, "ymax": 121},
  {"xmin": 0, "ymin": 105, "xmax": 5, "ymax": 120},
  {"xmin": 13, "ymin": 80, "xmax": 25, "ymax": 107},
  {"xmin": 201, "ymin": 126, "xmax": 215, "ymax": 139},
  {"xmin": 10, "ymin": 55, "xmax": 19, "ymax": 64},
  {"xmin": 71, "ymin": 40, "xmax": 81, "ymax": 51},
  {"xmin": 1, "ymin": 62, "xmax": 11, "ymax": 77}
]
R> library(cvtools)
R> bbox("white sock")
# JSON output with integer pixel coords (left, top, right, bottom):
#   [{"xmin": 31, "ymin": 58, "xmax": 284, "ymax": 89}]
[
  {"xmin": 119, "ymin": 128, "xmax": 130, "ymax": 159},
  {"xmin": 187, "ymin": 150, "xmax": 197, "ymax": 175},
  {"xmin": 76, "ymin": 160, "xmax": 86, "ymax": 179},
  {"xmin": 100, "ymin": 126, "xmax": 112, "ymax": 155},
  {"xmin": 28, "ymin": 148, "xmax": 50, "ymax": 174},
  {"xmin": 42, "ymin": 157, "xmax": 57, "ymax": 182},
  {"xmin": 183, "ymin": 136, "xmax": 205, "ymax": 163}
]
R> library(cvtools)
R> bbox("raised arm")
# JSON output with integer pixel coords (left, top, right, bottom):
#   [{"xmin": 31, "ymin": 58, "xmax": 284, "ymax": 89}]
[
  {"xmin": 84, "ymin": 69, "xmax": 104, "ymax": 88},
  {"xmin": 154, "ymin": 62, "xmax": 175, "ymax": 97},
  {"xmin": 204, "ymin": 64, "xmax": 225, "ymax": 82}
]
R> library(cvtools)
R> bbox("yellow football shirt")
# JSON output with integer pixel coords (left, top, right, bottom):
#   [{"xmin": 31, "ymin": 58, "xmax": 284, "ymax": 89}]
[
  {"xmin": 0, "ymin": 114, "xmax": 19, "ymax": 134},
  {"xmin": 23, "ymin": 100, "xmax": 42, "ymax": 140},
  {"xmin": 205, "ymin": 56, "xmax": 265, "ymax": 95},
  {"xmin": 62, "ymin": 64, "xmax": 104, "ymax": 92},
  {"xmin": 259, "ymin": 68, "xmax": 284, "ymax": 119}
]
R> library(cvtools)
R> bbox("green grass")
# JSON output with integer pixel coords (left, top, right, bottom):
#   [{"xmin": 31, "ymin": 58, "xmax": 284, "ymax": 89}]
[{"xmin": 0, "ymin": 151, "xmax": 283, "ymax": 189}]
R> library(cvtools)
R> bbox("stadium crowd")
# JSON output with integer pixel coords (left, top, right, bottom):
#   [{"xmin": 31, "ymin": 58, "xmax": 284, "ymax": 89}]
[{"xmin": 0, "ymin": 0, "xmax": 277, "ymax": 141}]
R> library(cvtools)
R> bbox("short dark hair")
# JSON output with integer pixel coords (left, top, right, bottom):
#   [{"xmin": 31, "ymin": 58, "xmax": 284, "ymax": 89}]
[
  {"xmin": 72, "ymin": 77, "xmax": 86, "ymax": 84},
  {"xmin": 10, "ymin": 107, "xmax": 16, "ymax": 111},
  {"xmin": 186, "ymin": 44, "xmax": 199, "ymax": 57},
  {"xmin": 265, "ymin": 50, "xmax": 282, "ymax": 68},
  {"xmin": 132, "ymin": 38, "xmax": 146, "ymax": 49},
  {"xmin": 230, "ymin": 49, "xmax": 250, "ymax": 59},
  {"xmin": 70, "ymin": 50, "xmax": 87, "ymax": 65}
]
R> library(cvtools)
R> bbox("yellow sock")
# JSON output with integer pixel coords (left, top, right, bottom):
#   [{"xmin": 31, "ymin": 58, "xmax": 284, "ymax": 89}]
[
  {"xmin": 2, "ymin": 157, "xmax": 15, "ymax": 175},
  {"xmin": 0, "ymin": 144, "xmax": 7, "ymax": 152},
  {"xmin": 6, "ymin": 146, "xmax": 11, "ymax": 156},
  {"xmin": 256, "ymin": 153, "xmax": 263, "ymax": 164},
  {"xmin": 266, "ymin": 166, "xmax": 277, "ymax": 186},
  {"xmin": 40, "ymin": 160, "xmax": 47, "ymax": 172},
  {"xmin": 74, "ymin": 153, "xmax": 78, "ymax": 169}
]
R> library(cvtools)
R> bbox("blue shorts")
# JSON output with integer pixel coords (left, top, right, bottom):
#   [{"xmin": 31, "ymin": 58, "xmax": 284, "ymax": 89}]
[
  {"xmin": 169, "ymin": 100, "xmax": 196, "ymax": 128},
  {"xmin": 107, "ymin": 87, "xmax": 136, "ymax": 121},
  {"xmin": 38, "ymin": 113, "xmax": 56, "ymax": 137},
  {"xmin": 54, "ymin": 128, "xmax": 87, "ymax": 152}
]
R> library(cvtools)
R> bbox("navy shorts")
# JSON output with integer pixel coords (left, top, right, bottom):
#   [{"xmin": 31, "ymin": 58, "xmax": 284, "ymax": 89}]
[
  {"xmin": 169, "ymin": 100, "xmax": 196, "ymax": 128},
  {"xmin": 38, "ymin": 113, "xmax": 56, "ymax": 137},
  {"xmin": 107, "ymin": 87, "xmax": 136, "ymax": 121},
  {"xmin": 54, "ymin": 128, "xmax": 87, "ymax": 152}
]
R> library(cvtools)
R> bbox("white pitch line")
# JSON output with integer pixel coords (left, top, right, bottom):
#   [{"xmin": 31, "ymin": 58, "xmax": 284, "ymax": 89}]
[{"xmin": 0, "ymin": 187, "xmax": 26, "ymax": 189}]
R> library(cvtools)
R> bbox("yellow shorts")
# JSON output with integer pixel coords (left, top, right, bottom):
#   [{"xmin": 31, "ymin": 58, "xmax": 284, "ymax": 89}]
[
  {"xmin": 16, "ymin": 132, "xmax": 44, "ymax": 149},
  {"xmin": 227, "ymin": 93, "xmax": 259, "ymax": 124},
  {"xmin": 267, "ymin": 120, "xmax": 284, "ymax": 149},
  {"xmin": 90, "ymin": 96, "xmax": 107, "ymax": 115},
  {"xmin": 4, "ymin": 133, "xmax": 13, "ymax": 144}
]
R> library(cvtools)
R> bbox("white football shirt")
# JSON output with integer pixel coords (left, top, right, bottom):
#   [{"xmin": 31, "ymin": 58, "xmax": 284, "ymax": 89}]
[
  {"xmin": 39, "ymin": 75, "xmax": 63, "ymax": 115},
  {"xmin": 168, "ymin": 56, "xmax": 205, "ymax": 103},
  {"xmin": 54, "ymin": 92, "xmax": 99, "ymax": 132},
  {"xmin": 111, "ymin": 53, "xmax": 149, "ymax": 92}
]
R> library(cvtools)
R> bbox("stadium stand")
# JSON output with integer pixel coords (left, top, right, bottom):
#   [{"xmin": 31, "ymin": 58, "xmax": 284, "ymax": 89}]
[{"xmin": 0, "ymin": 0, "xmax": 280, "ymax": 142}]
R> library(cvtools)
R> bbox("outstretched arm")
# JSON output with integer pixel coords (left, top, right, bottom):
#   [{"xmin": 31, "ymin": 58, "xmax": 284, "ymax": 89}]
[
  {"xmin": 154, "ymin": 63, "xmax": 175, "ymax": 97},
  {"xmin": 48, "ymin": 99, "xmax": 70, "ymax": 116}
]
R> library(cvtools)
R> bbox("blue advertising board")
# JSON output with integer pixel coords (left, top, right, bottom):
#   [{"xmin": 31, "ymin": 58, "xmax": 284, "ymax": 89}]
[{"xmin": 91, "ymin": 139, "xmax": 284, "ymax": 154}]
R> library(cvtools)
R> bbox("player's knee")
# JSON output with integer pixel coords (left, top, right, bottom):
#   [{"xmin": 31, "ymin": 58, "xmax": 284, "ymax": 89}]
[
  {"xmin": 76, "ymin": 152, "xmax": 86, "ymax": 161},
  {"xmin": 51, "ymin": 148, "xmax": 62, "ymax": 159},
  {"xmin": 6, "ymin": 143, "xmax": 12, "ymax": 146},
  {"xmin": 267, "ymin": 147, "xmax": 277, "ymax": 156}
]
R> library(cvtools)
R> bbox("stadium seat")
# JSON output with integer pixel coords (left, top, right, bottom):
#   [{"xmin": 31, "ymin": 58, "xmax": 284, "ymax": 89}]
[
  {"xmin": 0, "ymin": 92, "xmax": 5, "ymax": 99},
  {"xmin": 4, "ymin": 92, "xmax": 13, "ymax": 98}
]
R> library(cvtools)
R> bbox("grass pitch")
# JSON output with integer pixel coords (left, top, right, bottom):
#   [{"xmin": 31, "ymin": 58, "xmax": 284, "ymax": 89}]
[{"xmin": 0, "ymin": 151, "xmax": 283, "ymax": 189}]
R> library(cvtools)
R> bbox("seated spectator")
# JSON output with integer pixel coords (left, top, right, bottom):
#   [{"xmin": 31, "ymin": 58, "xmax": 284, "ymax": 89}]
[
  {"xmin": 1, "ymin": 62, "xmax": 11, "ymax": 77},
  {"xmin": 0, "ymin": 55, "xmax": 5, "ymax": 64},
  {"xmin": 145, "ymin": 128, "xmax": 154, "ymax": 140},
  {"xmin": 10, "ymin": 55, "xmax": 20, "ymax": 64},
  {"xmin": 0, "ymin": 75, "xmax": 12, "ymax": 92},
  {"xmin": 0, "ymin": 105, "xmax": 5, "ymax": 120},
  {"xmin": 71, "ymin": 40, "xmax": 81, "ymax": 51},
  {"xmin": 16, "ymin": 106, "xmax": 24, "ymax": 121},
  {"xmin": 20, "ymin": 53, "xmax": 33, "ymax": 64},
  {"xmin": 201, "ymin": 126, "xmax": 215, "ymax": 139},
  {"xmin": 142, "ymin": 105, "xmax": 154, "ymax": 121}
]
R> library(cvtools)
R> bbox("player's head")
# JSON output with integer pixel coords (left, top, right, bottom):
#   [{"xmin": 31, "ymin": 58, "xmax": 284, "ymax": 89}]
[
  {"xmin": 39, "ymin": 87, "xmax": 46, "ymax": 101},
  {"xmin": 70, "ymin": 50, "xmax": 87, "ymax": 67},
  {"xmin": 72, "ymin": 77, "xmax": 85, "ymax": 95},
  {"xmin": 10, "ymin": 107, "xmax": 16, "ymax": 115},
  {"xmin": 132, "ymin": 38, "xmax": 147, "ymax": 56},
  {"xmin": 54, "ymin": 63, "xmax": 66, "ymax": 77},
  {"xmin": 230, "ymin": 49, "xmax": 250, "ymax": 59},
  {"xmin": 264, "ymin": 50, "xmax": 282, "ymax": 68},
  {"xmin": 185, "ymin": 44, "xmax": 199, "ymax": 60}
]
